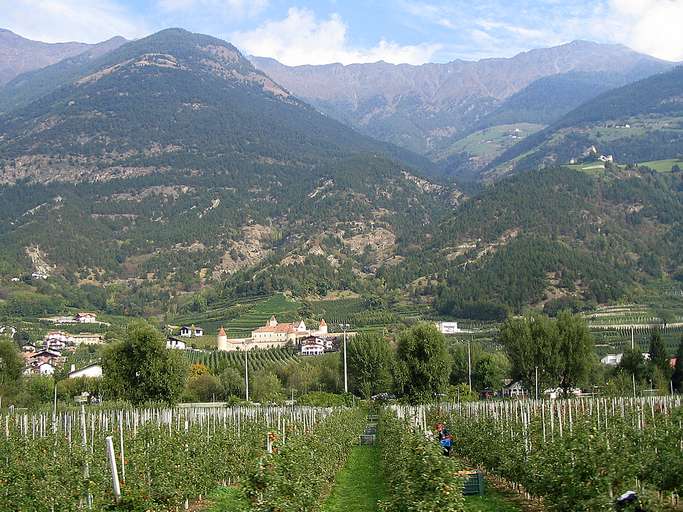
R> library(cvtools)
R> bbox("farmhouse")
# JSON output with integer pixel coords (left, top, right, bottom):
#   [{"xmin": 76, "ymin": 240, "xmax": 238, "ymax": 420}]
[
  {"xmin": 71, "ymin": 333, "xmax": 105, "ymax": 345},
  {"xmin": 68, "ymin": 363, "xmax": 103, "ymax": 379},
  {"xmin": 300, "ymin": 337, "xmax": 325, "ymax": 356}
]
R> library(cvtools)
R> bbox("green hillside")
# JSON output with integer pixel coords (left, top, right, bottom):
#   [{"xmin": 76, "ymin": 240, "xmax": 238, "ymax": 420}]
[{"xmin": 488, "ymin": 66, "xmax": 683, "ymax": 175}]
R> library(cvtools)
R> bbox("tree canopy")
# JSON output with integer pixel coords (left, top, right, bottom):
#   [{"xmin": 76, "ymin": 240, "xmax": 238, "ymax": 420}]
[
  {"xmin": 394, "ymin": 323, "xmax": 451, "ymax": 402},
  {"xmin": 102, "ymin": 322, "xmax": 188, "ymax": 405}
]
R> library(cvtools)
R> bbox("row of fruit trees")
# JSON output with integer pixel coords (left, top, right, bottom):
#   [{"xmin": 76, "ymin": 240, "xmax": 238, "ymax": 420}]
[
  {"xmin": 0, "ymin": 404, "xmax": 345, "ymax": 510},
  {"xmin": 395, "ymin": 396, "xmax": 683, "ymax": 512}
]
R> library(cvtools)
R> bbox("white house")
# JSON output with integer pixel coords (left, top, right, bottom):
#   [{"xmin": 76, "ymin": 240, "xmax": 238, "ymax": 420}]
[
  {"xmin": 38, "ymin": 362, "xmax": 55, "ymax": 375},
  {"xmin": 74, "ymin": 312, "xmax": 98, "ymax": 323},
  {"xmin": 601, "ymin": 353, "xmax": 623, "ymax": 366},
  {"xmin": 435, "ymin": 321, "xmax": 460, "ymax": 334},
  {"xmin": 68, "ymin": 363, "xmax": 103, "ymax": 379},
  {"xmin": 180, "ymin": 325, "xmax": 203, "ymax": 338},
  {"xmin": 71, "ymin": 333, "xmax": 104, "ymax": 345},
  {"xmin": 502, "ymin": 380, "xmax": 527, "ymax": 398},
  {"xmin": 43, "ymin": 331, "xmax": 69, "ymax": 351},
  {"xmin": 300, "ymin": 337, "xmax": 325, "ymax": 356},
  {"xmin": 166, "ymin": 337, "xmax": 187, "ymax": 350}
]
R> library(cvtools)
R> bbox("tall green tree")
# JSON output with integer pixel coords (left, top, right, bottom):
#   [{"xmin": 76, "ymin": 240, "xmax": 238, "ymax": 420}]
[
  {"xmin": 499, "ymin": 316, "xmax": 536, "ymax": 390},
  {"xmin": 102, "ymin": 322, "xmax": 188, "ymax": 405},
  {"xmin": 500, "ymin": 312, "xmax": 594, "ymax": 394},
  {"xmin": 619, "ymin": 348, "xmax": 649, "ymax": 383},
  {"xmin": 395, "ymin": 323, "xmax": 451, "ymax": 402},
  {"xmin": 473, "ymin": 353, "xmax": 509, "ymax": 390},
  {"xmin": 219, "ymin": 367, "xmax": 245, "ymax": 398},
  {"xmin": 251, "ymin": 370, "xmax": 285, "ymax": 404},
  {"xmin": 347, "ymin": 332, "xmax": 394, "ymax": 398},
  {"xmin": 0, "ymin": 340, "xmax": 23, "ymax": 387},
  {"xmin": 672, "ymin": 336, "xmax": 683, "ymax": 392},
  {"xmin": 648, "ymin": 330, "xmax": 669, "ymax": 372},
  {"xmin": 556, "ymin": 311, "xmax": 594, "ymax": 392}
]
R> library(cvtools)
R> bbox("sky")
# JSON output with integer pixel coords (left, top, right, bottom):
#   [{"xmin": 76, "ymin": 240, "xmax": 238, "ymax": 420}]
[{"xmin": 2, "ymin": 0, "xmax": 683, "ymax": 64}]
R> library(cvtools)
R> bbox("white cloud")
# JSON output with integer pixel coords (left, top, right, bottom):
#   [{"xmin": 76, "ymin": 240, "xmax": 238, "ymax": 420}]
[
  {"xmin": 2, "ymin": 0, "xmax": 148, "ymax": 43},
  {"xmin": 157, "ymin": 0, "xmax": 269, "ymax": 20},
  {"xmin": 231, "ymin": 7, "xmax": 441, "ymax": 65},
  {"xmin": 607, "ymin": 0, "xmax": 683, "ymax": 61}
]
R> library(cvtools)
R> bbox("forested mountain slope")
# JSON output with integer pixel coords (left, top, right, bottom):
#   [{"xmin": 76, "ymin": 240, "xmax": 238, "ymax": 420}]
[
  {"xmin": 376, "ymin": 166, "xmax": 683, "ymax": 318},
  {"xmin": 0, "ymin": 29, "xmax": 450, "ymax": 314}
]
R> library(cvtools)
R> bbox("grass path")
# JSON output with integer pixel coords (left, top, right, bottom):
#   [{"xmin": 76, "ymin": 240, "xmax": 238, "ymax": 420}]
[
  {"xmin": 321, "ymin": 446, "xmax": 383, "ymax": 512},
  {"xmin": 464, "ymin": 489, "xmax": 524, "ymax": 511}
]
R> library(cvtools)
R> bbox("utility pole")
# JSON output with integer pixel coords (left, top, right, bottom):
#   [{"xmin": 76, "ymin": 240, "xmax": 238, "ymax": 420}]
[
  {"xmin": 244, "ymin": 340, "xmax": 250, "ymax": 402},
  {"xmin": 467, "ymin": 337, "xmax": 472, "ymax": 392},
  {"xmin": 340, "ymin": 323, "xmax": 350, "ymax": 393}
]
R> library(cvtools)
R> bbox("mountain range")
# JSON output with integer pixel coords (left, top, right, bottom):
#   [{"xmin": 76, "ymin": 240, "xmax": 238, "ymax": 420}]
[
  {"xmin": 0, "ymin": 29, "xmax": 127, "ymax": 86},
  {"xmin": 0, "ymin": 28, "xmax": 682, "ymax": 319},
  {"xmin": 251, "ymin": 41, "xmax": 674, "ymax": 163}
]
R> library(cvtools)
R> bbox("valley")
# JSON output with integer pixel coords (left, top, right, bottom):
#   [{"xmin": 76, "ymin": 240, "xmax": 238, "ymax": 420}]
[{"xmin": 0, "ymin": 15, "xmax": 683, "ymax": 512}]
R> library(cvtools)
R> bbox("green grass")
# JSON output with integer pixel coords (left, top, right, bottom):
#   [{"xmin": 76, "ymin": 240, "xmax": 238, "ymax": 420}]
[
  {"xmin": 639, "ymin": 158, "xmax": 683, "ymax": 173},
  {"xmin": 205, "ymin": 486, "xmax": 250, "ymax": 511},
  {"xmin": 441, "ymin": 123, "xmax": 544, "ymax": 160},
  {"xmin": 463, "ymin": 489, "xmax": 523, "ymax": 512},
  {"xmin": 321, "ymin": 446, "xmax": 383, "ymax": 512}
]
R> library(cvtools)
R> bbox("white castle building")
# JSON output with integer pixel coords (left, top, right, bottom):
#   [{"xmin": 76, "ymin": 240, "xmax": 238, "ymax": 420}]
[{"xmin": 216, "ymin": 317, "xmax": 329, "ymax": 351}]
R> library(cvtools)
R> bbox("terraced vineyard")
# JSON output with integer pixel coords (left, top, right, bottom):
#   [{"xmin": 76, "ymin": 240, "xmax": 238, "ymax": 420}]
[
  {"xmin": 309, "ymin": 298, "xmax": 432, "ymax": 333},
  {"xmin": 585, "ymin": 304, "xmax": 683, "ymax": 357},
  {"xmin": 185, "ymin": 346, "xmax": 301, "ymax": 373},
  {"xmin": 172, "ymin": 294, "xmax": 267, "ymax": 334},
  {"xmin": 172, "ymin": 294, "xmax": 301, "ymax": 338}
]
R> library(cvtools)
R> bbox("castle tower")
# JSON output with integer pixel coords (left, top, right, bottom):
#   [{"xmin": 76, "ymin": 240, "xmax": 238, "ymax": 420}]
[
  {"xmin": 217, "ymin": 326, "xmax": 229, "ymax": 351},
  {"xmin": 318, "ymin": 318, "xmax": 328, "ymax": 335}
]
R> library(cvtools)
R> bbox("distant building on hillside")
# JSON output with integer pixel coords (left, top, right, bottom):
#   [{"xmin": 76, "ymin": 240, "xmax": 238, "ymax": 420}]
[
  {"xmin": 166, "ymin": 337, "xmax": 187, "ymax": 350},
  {"xmin": 180, "ymin": 325, "xmax": 204, "ymax": 338},
  {"xmin": 435, "ymin": 321, "xmax": 460, "ymax": 335},
  {"xmin": 71, "ymin": 333, "xmax": 104, "ymax": 345},
  {"xmin": 299, "ymin": 335, "xmax": 335, "ymax": 356},
  {"xmin": 252, "ymin": 316, "xmax": 308, "ymax": 344},
  {"xmin": 216, "ymin": 327, "xmax": 229, "ymax": 351},
  {"xmin": 300, "ymin": 337, "xmax": 325, "ymax": 356},
  {"xmin": 44, "ymin": 331, "xmax": 70, "ymax": 351},
  {"xmin": 217, "ymin": 317, "xmax": 336, "ymax": 351},
  {"xmin": 74, "ymin": 312, "xmax": 98, "ymax": 323},
  {"xmin": 68, "ymin": 363, "xmax": 103, "ymax": 379},
  {"xmin": 601, "ymin": 353, "xmax": 623, "ymax": 366}
]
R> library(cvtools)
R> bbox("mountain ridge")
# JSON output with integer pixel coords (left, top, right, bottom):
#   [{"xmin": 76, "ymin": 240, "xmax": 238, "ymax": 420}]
[
  {"xmin": 0, "ymin": 28, "xmax": 127, "ymax": 85},
  {"xmin": 251, "ymin": 41, "xmax": 674, "ymax": 158}
]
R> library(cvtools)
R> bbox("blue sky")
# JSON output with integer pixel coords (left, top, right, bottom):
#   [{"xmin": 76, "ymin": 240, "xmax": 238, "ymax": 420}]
[{"xmin": 3, "ymin": 0, "xmax": 683, "ymax": 63}]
